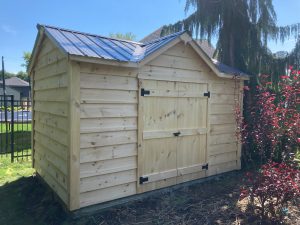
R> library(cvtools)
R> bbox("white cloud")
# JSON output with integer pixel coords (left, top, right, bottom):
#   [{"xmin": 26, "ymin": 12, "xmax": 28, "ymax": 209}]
[{"xmin": 1, "ymin": 25, "xmax": 17, "ymax": 35}]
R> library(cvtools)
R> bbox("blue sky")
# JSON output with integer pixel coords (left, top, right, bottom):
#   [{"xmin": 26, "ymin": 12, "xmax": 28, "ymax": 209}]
[{"xmin": 0, "ymin": 0, "xmax": 299, "ymax": 73}]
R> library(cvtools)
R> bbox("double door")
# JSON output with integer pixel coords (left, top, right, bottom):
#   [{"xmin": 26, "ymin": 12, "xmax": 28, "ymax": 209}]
[{"xmin": 138, "ymin": 79, "xmax": 209, "ymax": 192}]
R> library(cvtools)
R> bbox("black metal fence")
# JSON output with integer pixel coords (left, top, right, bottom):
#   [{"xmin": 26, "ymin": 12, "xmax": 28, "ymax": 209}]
[{"xmin": 0, "ymin": 95, "xmax": 32, "ymax": 162}]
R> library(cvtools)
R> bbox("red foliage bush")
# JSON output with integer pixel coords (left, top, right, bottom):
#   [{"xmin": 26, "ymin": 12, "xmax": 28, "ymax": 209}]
[
  {"xmin": 240, "ymin": 161, "xmax": 300, "ymax": 221},
  {"xmin": 237, "ymin": 67, "xmax": 300, "ymax": 164}
]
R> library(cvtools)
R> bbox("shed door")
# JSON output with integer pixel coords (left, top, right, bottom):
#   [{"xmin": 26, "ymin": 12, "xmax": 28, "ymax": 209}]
[{"xmin": 138, "ymin": 80, "xmax": 208, "ymax": 192}]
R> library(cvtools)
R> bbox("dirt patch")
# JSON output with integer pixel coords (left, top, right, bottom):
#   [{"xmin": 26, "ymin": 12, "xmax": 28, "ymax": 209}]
[
  {"xmin": 70, "ymin": 172, "xmax": 299, "ymax": 225},
  {"xmin": 1, "ymin": 171, "xmax": 299, "ymax": 225}
]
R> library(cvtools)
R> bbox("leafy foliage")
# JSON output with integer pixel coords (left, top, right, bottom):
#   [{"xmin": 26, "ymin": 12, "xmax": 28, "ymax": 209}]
[
  {"xmin": 240, "ymin": 162, "xmax": 300, "ymax": 222},
  {"xmin": 109, "ymin": 32, "xmax": 136, "ymax": 41},
  {"xmin": 161, "ymin": 0, "xmax": 300, "ymax": 77},
  {"xmin": 239, "ymin": 69, "xmax": 299, "ymax": 164},
  {"xmin": 289, "ymin": 38, "xmax": 300, "ymax": 70},
  {"xmin": 21, "ymin": 51, "xmax": 31, "ymax": 72},
  {"xmin": 0, "ymin": 70, "xmax": 15, "ymax": 79}
]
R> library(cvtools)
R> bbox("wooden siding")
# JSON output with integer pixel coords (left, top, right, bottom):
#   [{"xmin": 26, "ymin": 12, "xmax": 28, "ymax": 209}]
[
  {"xmin": 32, "ymin": 37, "xmax": 70, "ymax": 205},
  {"xmin": 79, "ymin": 64, "xmax": 138, "ymax": 208}
]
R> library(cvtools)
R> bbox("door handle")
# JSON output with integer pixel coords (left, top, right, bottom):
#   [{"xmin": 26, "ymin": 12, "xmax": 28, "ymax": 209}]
[{"xmin": 173, "ymin": 131, "xmax": 181, "ymax": 136}]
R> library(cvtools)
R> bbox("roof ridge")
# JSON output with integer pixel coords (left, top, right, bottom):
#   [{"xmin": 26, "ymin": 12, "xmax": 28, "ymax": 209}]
[
  {"xmin": 142, "ymin": 30, "xmax": 186, "ymax": 45},
  {"xmin": 38, "ymin": 24, "xmax": 143, "ymax": 45}
]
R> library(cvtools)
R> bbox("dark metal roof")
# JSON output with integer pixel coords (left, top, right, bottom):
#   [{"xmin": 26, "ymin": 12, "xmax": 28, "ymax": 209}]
[
  {"xmin": 0, "ymin": 77, "xmax": 29, "ymax": 87},
  {"xmin": 212, "ymin": 59, "xmax": 249, "ymax": 77},
  {"xmin": 40, "ymin": 24, "xmax": 185, "ymax": 63}
]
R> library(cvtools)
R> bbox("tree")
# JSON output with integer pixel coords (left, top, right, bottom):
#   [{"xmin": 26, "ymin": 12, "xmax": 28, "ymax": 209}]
[
  {"xmin": 289, "ymin": 37, "xmax": 300, "ymax": 69},
  {"xmin": 0, "ymin": 70, "xmax": 15, "ymax": 79},
  {"xmin": 21, "ymin": 51, "xmax": 31, "ymax": 72},
  {"xmin": 109, "ymin": 32, "xmax": 136, "ymax": 41},
  {"xmin": 16, "ymin": 71, "xmax": 29, "ymax": 82},
  {"xmin": 18, "ymin": 51, "xmax": 31, "ymax": 82},
  {"xmin": 162, "ymin": 0, "xmax": 299, "ymax": 76}
]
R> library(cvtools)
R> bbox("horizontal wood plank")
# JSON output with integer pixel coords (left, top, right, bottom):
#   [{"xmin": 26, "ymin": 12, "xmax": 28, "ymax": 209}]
[
  {"xmin": 210, "ymin": 104, "xmax": 234, "ymax": 115},
  {"xmin": 80, "ymin": 104, "xmax": 137, "ymax": 118},
  {"xmin": 34, "ymin": 88, "xmax": 68, "ymax": 102},
  {"xmin": 141, "ymin": 169, "xmax": 178, "ymax": 183},
  {"xmin": 34, "ymin": 73, "xmax": 68, "ymax": 91},
  {"xmin": 143, "ymin": 128, "xmax": 207, "ymax": 140},
  {"xmin": 34, "ymin": 131, "xmax": 68, "ymax": 160},
  {"xmin": 80, "ymin": 156, "xmax": 137, "ymax": 178},
  {"xmin": 80, "ymin": 89, "xmax": 137, "ymax": 104},
  {"xmin": 35, "ymin": 142, "xmax": 68, "ymax": 175},
  {"xmin": 34, "ymin": 59, "xmax": 68, "ymax": 81},
  {"xmin": 35, "ymin": 111, "xmax": 68, "ymax": 132},
  {"xmin": 210, "ymin": 114, "xmax": 236, "ymax": 125},
  {"xmin": 208, "ymin": 143, "xmax": 238, "ymax": 156},
  {"xmin": 80, "ymin": 143, "xmax": 137, "ymax": 163},
  {"xmin": 210, "ymin": 124, "xmax": 237, "ymax": 135},
  {"xmin": 80, "ymin": 169, "xmax": 136, "ymax": 193},
  {"xmin": 80, "ymin": 117, "xmax": 137, "ymax": 133},
  {"xmin": 209, "ymin": 133, "xmax": 237, "ymax": 145},
  {"xmin": 35, "ymin": 122, "xmax": 68, "ymax": 146},
  {"xmin": 80, "ymin": 73, "xmax": 138, "ymax": 90},
  {"xmin": 80, "ymin": 130, "xmax": 137, "ymax": 148},
  {"xmin": 209, "ymin": 152, "xmax": 238, "ymax": 166},
  {"xmin": 80, "ymin": 182, "xmax": 136, "ymax": 208},
  {"xmin": 34, "ymin": 101, "xmax": 68, "ymax": 117},
  {"xmin": 80, "ymin": 63, "xmax": 139, "ymax": 77}
]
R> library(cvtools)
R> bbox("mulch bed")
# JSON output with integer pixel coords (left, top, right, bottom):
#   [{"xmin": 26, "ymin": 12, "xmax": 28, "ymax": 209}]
[
  {"xmin": 74, "ymin": 171, "xmax": 299, "ymax": 225},
  {"xmin": 7, "ymin": 171, "xmax": 300, "ymax": 225}
]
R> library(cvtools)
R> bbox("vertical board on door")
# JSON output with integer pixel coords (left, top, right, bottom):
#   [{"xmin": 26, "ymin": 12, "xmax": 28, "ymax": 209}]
[{"xmin": 138, "ymin": 80, "xmax": 209, "ymax": 193}]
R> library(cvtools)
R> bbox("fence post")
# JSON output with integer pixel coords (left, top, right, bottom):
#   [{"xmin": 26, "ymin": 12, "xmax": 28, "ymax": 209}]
[{"xmin": 10, "ymin": 96, "xmax": 14, "ymax": 162}]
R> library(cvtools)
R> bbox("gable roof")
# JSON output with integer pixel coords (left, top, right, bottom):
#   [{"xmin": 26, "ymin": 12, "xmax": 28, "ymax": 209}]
[
  {"xmin": 0, "ymin": 77, "xmax": 29, "ymax": 87},
  {"xmin": 38, "ymin": 24, "xmax": 185, "ymax": 63},
  {"xmin": 29, "ymin": 24, "xmax": 249, "ymax": 80}
]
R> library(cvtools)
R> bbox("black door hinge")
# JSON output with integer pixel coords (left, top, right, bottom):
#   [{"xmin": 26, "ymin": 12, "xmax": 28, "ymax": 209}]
[
  {"xmin": 202, "ymin": 163, "xmax": 209, "ymax": 170},
  {"xmin": 204, "ymin": 91, "xmax": 210, "ymax": 98},
  {"xmin": 173, "ymin": 131, "xmax": 181, "ymax": 137},
  {"xmin": 139, "ymin": 176, "xmax": 149, "ymax": 184},
  {"xmin": 141, "ymin": 88, "xmax": 150, "ymax": 96}
]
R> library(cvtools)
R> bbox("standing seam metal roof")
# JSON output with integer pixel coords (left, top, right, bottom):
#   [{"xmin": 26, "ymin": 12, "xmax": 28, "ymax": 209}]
[
  {"xmin": 40, "ymin": 24, "xmax": 185, "ymax": 63},
  {"xmin": 38, "ymin": 24, "xmax": 249, "ymax": 77}
]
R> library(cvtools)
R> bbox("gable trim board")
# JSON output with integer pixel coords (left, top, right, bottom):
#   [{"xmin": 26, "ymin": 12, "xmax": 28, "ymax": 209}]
[{"xmin": 30, "ymin": 24, "xmax": 247, "ymax": 211}]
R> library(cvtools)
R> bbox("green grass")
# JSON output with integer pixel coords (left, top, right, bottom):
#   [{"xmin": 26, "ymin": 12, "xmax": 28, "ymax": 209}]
[
  {"xmin": 0, "ymin": 155, "xmax": 38, "ymax": 225},
  {"xmin": 0, "ymin": 155, "xmax": 34, "ymax": 185},
  {"xmin": 0, "ymin": 123, "xmax": 31, "ymax": 160},
  {"xmin": 0, "ymin": 123, "xmax": 32, "ymax": 133}
]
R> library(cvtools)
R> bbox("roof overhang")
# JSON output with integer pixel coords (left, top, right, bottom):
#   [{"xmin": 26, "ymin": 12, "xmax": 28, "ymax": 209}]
[{"xmin": 68, "ymin": 55, "xmax": 139, "ymax": 68}]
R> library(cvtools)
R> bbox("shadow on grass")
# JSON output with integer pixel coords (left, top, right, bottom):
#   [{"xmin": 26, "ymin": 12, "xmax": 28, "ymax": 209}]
[
  {"xmin": 0, "ymin": 176, "xmax": 68, "ymax": 225},
  {"xmin": 0, "ymin": 171, "xmax": 291, "ymax": 225}
]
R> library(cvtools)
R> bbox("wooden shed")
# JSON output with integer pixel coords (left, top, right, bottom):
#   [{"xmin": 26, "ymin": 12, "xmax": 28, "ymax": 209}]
[{"xmin": 29, "ymin": 24, "xmax": 249, "ymax": 211}]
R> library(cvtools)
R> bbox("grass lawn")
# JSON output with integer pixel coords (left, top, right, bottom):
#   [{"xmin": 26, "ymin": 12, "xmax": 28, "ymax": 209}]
[
  {"xmin": 0, "ymin": 123, "xmax": 32, "ymax": 133},
  {"xmin": 0, "ymin": 156, "xmax": 34, "ymax": 184},
  {"xmin": 0, "ymin": 123, "xmax": 31, "ymax": 161}
]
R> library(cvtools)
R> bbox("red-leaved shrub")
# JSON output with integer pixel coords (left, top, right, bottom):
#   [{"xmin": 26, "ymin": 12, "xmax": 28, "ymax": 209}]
[
  {"xmin": 237, "ymin": 67, "xmax": 300, "ymax": 164},
  {"xmin": 240, "ymin": 161, "xmax": 300, "ymax": 221}
]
